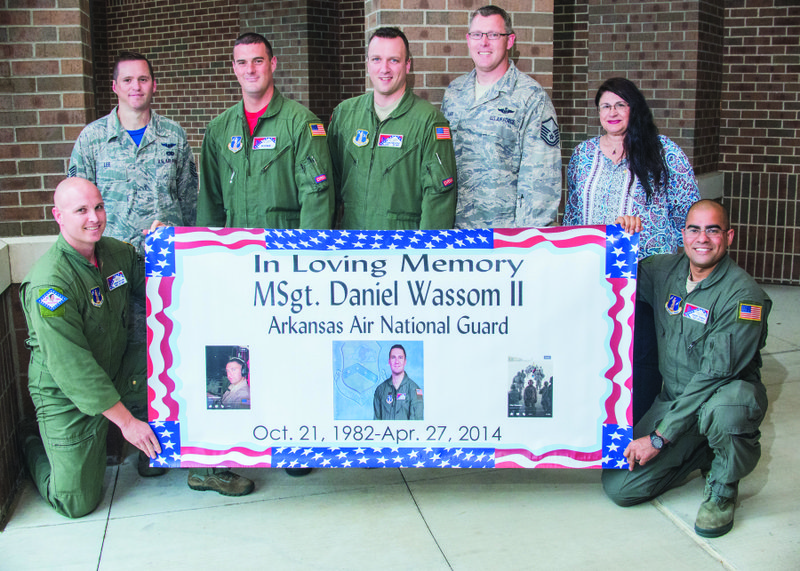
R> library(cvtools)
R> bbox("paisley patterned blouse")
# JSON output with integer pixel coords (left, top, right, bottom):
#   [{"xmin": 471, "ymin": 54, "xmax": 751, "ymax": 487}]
[{"xmin": 565, "ymin": 135, "xmax": 699, "ymax": 258}]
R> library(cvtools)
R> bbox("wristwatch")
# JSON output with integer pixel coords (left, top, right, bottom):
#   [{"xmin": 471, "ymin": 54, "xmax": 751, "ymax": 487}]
[{"xmin": 649, "ymin": 431, "xmax": 665, "ymax": 450}]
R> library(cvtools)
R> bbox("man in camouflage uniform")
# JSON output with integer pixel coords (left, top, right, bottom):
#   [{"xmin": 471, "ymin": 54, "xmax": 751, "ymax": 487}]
[
  {"xmin": 68, "ymin": 51, "xmax": 197, "ymax": 256},
  {"xmin": 68, "ymin": 51, "xmax": 195, "ymax": 479},
  {"xmin": 440, "ymin": 5, "xmax": 561, "ymax": 229}
]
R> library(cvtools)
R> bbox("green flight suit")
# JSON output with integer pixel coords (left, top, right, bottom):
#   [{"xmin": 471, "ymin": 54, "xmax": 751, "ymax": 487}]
[
  {"xmin": 20, "ymin": 235, "xmax": 144, "ymax": 518},
  {"xmin": 373, "ymin": 373, "xmax": 424, "ymax": 420},
  {"xmin": 328, "ymin": 89, "xmax": 457, "ymax": 230},
  {"xmin": 197, "ymin": 89, "xmax": 334, "ymax": 229},
  {"xmin": 603, "ymin": 253, "xmax": 770, "ymax": 505}
]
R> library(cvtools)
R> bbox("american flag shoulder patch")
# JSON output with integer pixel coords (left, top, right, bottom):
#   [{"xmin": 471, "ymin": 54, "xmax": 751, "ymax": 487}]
[
  {"xmin": 738, "ymin": 301, "xmax": 763, "ymax": 322},
  {"xmin": 435, "ymin": 126, "xmax": 451, "ymax": 140},
  {"xmin": 309, "ymin": 123, "xmax": 326, "ymax": 136}
]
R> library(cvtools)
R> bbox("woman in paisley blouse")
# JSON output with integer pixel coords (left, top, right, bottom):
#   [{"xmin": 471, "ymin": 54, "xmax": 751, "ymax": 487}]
[
  {"xmin": 565, "ymin": 78, "xmax": 701, "ymax": 426},
  {"xmin": 564, "ymin": 77, "xmax": 699, "ymax": 258}
]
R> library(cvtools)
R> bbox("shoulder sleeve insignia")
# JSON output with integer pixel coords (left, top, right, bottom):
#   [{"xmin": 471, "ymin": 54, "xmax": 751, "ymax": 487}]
[
  {"xmin": 738, "ymin": 302, "xmax": 763, "ymax": 322},
  {"xmin": 540, "ymin": 117, "xmax": 560, "ymax": 147},
  {"xmin": 309, "ymin": 122, "xmax": 327, "ymax": 136},
  {"xmin": 37, "ymin": 288, "xmax": 68, "ymax": 317},
  {"xmin": 434, "ymin": 125, "xmax": 451, "ymax": 140}
]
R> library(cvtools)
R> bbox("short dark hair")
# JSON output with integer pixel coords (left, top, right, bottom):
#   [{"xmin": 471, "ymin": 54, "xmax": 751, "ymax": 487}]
[
  {"xmin": 471, "ymin": 5, "xmax": 513, "ymax": 34},
  {"xmin": 367, "ymin": 27, "xmax": 411, "ymax": 61},
  {"xmin": 234, "ymin": 32, "xmax": 273, "ymax": 59},
  {"xmin": 389, "ymin": 344, "xmax": 406, "ymax": 358},
  {"xmin": 113, "ymin": 51, "xmax": 154, "ymax": 82}
]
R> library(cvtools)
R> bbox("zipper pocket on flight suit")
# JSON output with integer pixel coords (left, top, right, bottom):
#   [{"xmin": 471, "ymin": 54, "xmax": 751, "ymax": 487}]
[{"xmin": 261, "ymin": 145, "xmax": 290, "ymax": 173}]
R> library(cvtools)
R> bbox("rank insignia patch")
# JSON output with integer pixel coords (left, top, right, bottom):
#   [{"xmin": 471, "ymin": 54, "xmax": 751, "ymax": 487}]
[
  {"xmin": 37, "ymin": 288, "xmax": 68, "ymax": 316},
  {"xmin": 228, "ymin": 136, "xmax": 243, "ymax": 153},
  {"xmin": 378, "ymin": 134, "xmax": 403, "ymax": 148},
  {"xmin": 738, "ymin": 302, "xmax": 763, "ymax": 322},
  {"xmin": 435, "ymin": 126, "xmax": 451, "ymax": 140},
  {"xmin": 683, "ymin": 303, "xmax": 709, "ymax": 324},
  {"xmin": 309, "ymin": 123, "xmax": 326, "ymax": 136},
  {"xmin": 107, "ymin": 271, "xmax": 127, "ymax": 290},
  {"xmin": 90, "ymin": 287, "xmax": 103, "ymax": 307},
  {"xmin": 666, "ymin": 294, "xmax": 682, "ymax": 315},
  {"xmin": 253, "ymin": 137, "xmax": 276, "ymax": 150},
  {"xmin": 353, "ymin": 129, "xmax": 369, "ymax": 147},
  {"xmin": 540, "ymin": 117, "xmax": 560, "ymax": 147}
]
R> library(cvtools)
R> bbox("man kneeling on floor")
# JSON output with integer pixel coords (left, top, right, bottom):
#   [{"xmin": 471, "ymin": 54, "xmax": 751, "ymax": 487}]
[
  {"xmin": 19, "ymin": 178, "xmax": 164, "ymax": 518},
  {"xmin": 602, "ymin": 199, "xmax": 770, "ymax": 538}
]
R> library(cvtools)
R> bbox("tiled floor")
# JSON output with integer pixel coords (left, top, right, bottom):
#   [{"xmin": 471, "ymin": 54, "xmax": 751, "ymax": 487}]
[{"xmin": 1, "ymin": 285, "xmax": 797, "ymax": 570}]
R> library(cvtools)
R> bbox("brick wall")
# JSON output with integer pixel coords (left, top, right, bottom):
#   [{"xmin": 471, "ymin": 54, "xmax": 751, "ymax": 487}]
[
  {"xmin": 240, "ymin": 0, "xmax": 359, "ymax": 121},
  {"xmin": 364, "ymin": 0, "xmax": 555, "ymax": 106},
  {"xmin": 92, "ymin": 0, "xmax": 241, "ymax": 157},
  {"xmin": 721, "ymin": 1, "xmax": 800, "ymax": 284},
  {"xmin": 0, "ymin": 0, "xmax": 93, "ymax": 239}
]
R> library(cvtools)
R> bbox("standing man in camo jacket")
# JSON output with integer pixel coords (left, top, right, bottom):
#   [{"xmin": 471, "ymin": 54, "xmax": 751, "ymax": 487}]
[
  {"xmin": 69, "ymin": 51, "xmax": 197, "ymax": 255},
  {"xmin": 67, "ymin": 50, "xmax": 196, "ymax": 477},
  {"xmin": 440, "ymin": 5, "xmax": 561, "ymax": 229}
]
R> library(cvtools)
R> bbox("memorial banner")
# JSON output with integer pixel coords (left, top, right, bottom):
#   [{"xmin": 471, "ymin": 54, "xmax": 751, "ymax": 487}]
[{"xmin": 146, "ymin": 226, "xmax": 637, "ymax": 470}]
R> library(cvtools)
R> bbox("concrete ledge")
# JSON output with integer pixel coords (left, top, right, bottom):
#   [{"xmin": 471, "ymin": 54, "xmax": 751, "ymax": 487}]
[{"xmin": 0, "ymin": 236, "xmax": 58, "ymax": 290}]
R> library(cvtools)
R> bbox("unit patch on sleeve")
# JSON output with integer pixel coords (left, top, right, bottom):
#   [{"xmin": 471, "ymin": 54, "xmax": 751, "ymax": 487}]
[
  {"xmin": 37, "ymin": 288, "xmax": 68, "ymax": 317},
  {"xmin": 738, "ymin": 302, "xmax": 763, "ymax": 323}
]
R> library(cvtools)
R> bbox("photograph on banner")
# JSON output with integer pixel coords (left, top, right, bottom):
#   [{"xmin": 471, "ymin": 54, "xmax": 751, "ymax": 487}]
[
  {"xmin": 507, "ymin": 356, "xmax": 553, "ymax": 418},
  {"xmin": 333, "ymin": 340, "xmax": 424, "ymax": 421},
  {"xmin": 145, "ymin": 226, "xmax": 636, "ymax": 470},
  {"xmin": 205, "ymin": 346, "xmax": 251, "ymax": 410}
]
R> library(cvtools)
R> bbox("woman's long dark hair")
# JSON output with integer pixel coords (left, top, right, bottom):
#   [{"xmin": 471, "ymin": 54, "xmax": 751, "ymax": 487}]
[{"xmin": 595, "ymin": 78, "xmax": 667, "ymax": 201}]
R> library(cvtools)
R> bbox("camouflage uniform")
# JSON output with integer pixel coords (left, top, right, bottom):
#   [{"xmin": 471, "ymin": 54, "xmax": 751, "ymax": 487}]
[
  {"xmin": 440, "ymin": 61, "xmax": 562, "ymax": 229},
  {"xmin": 68, "ymin": 108, "xmax": 198, "ymax": 256}
]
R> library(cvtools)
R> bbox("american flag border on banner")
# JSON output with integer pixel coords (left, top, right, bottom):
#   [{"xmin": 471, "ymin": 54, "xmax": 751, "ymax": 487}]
[{"xmin": 146, "ymin": 226, "xmax": 636, "ymax": 470}]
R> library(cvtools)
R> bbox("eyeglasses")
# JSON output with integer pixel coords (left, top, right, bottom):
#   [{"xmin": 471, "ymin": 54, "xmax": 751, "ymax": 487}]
[
  {"xmin": 467, "ymin": 32, "xmax": 511, "ymax": 40},
  {"xmin": 598, "ymin": 102, "xmax": 629, "ymax": 113},
  {"xmin": 684, "ymin": 227, "xmax": 727, "ymax": 238}
]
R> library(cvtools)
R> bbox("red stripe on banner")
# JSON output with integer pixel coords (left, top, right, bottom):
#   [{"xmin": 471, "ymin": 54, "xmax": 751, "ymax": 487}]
[
  {"xmin": 182, "ymin": 446, "xmax": 271, "ymax": 458},
  {"xmin": 155, "ymin": 277, "xmax": 181, "ymax": 420},
  {"xmin": 494, "ymin": 447, "xmax": 603, "ymax": 468},
  {"xmin": 494, "ymin": 227, "xmax": 606, "ymax": 249},
  {"xmin": 174, "ymin": 227, "xmax": 267, "ymax": 250}
]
